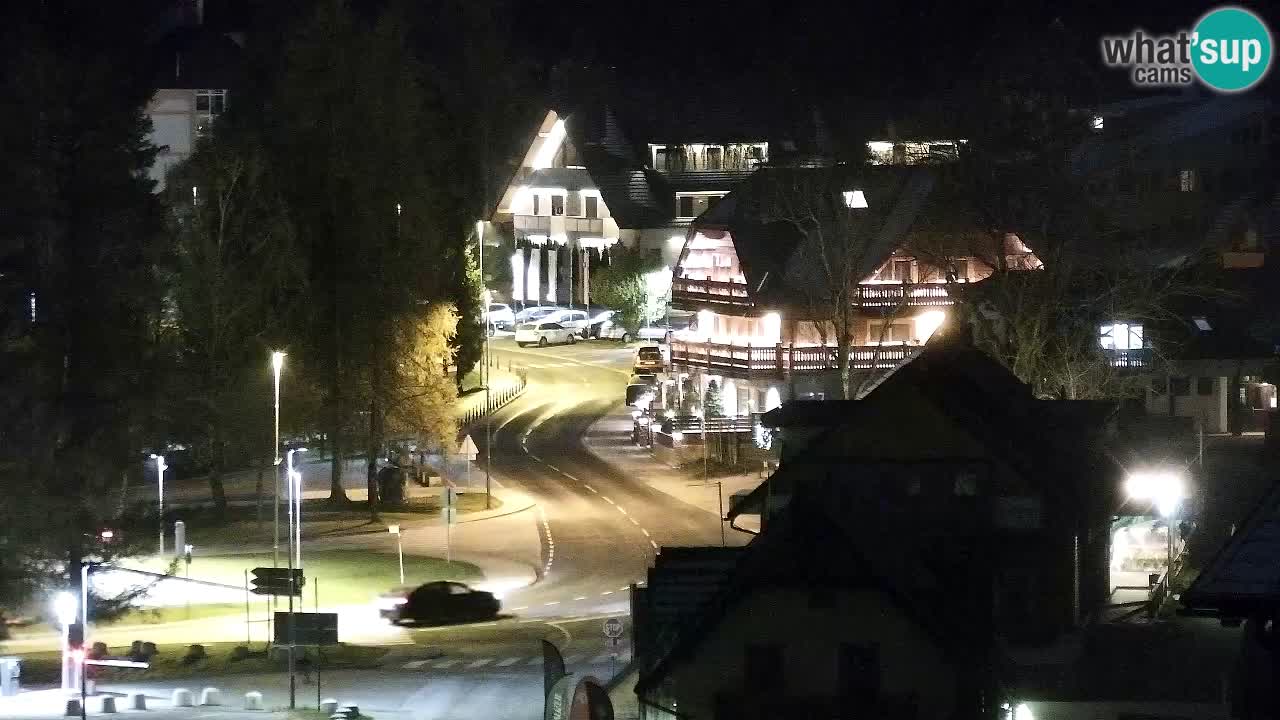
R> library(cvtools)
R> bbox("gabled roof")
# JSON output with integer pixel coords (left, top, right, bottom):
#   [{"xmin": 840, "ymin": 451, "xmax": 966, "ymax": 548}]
[
  {"xmin": 1183, "ymin": 467, "xmax": 1280, "ymax": 618},
  {"xmin": 732, "ymin": 338, "xmax": 1117, "ymax": 522},
  {"xmin": 637, "ymin": 491, "xmax": 968, "ymax": 697}
]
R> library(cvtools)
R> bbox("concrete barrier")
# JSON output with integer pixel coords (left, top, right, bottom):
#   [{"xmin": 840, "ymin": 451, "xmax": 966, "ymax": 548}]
[
  {"xmin": 319, "ymin": 698, "xmax": 339, "ymax": 714},
  {"xmin": 128, "ymin": 692, "xmax": 147, "ymax": 710},
  {"xmin": 243, "ymin": 691, "xmax": 263, "ymax": 711},
  {"xmin": 100, "ymin": 696, "xmax": 117, "ymax": 713},
  {"xmin": 199, "ymin": 687, "xmax": 221, "ymax": 706},
  {"xmin": 64, "ymin": 698, "xmax": 82, "ymax": 717},
  {"xmin": 171, "ymin": 688, "xmax": 194, "ymax": 707}
]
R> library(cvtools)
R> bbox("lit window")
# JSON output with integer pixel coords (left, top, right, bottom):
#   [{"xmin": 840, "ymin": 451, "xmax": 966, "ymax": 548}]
[
  {"xmin": 1193, "ymin": 317, "xmax": 1212, "ymax": 331},
  {"xmin": 842, "ymin": 190, "xmax": 868, "ymax": 209},
  {"xmin": 1091, "ymin": 115, "xmax": 1104, "ymax": 131},
  {"xmin": 194, "ymin": 89, "xmax": 227, "ymax": 138},
  {"xmin": 1099, "ymin": 323, "xmax": 1144, "ymax": 350}
]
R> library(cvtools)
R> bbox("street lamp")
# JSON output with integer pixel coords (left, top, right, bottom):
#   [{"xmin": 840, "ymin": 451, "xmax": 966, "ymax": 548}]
[
  {"xmin": 53, "ymin": 592, "xmax": 77, "ymax": 690},
  {"xmin": 271, "ymin": 351, "xmax": 285, "ymax": 572},
  {"xmin": 283, "ymin": 444, "xmax": 305, "ymax": 711},
  {"xmin": 287, "ymin": 448, "xmax": 307, "ymax": 570},
  {"xmin": 150, "ymin": 454, "xmax": 167, "ymax": 556},
  {"xmin": 389, "ymin": 525, "xmax": 405, "ymax": 584},
  {"xmin": 1126, "ymin": 469, "xmax": 1187, "ymax": 574},
  {"xmin": 477, "ymin": 221, "xmax": 493, "ymax": 511}
]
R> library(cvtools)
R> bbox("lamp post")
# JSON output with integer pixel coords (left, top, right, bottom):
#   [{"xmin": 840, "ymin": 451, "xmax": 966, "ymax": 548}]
[
  {"xmin": 287, "ymin": 448, "xmax": 307, "ymax": 570},
  {"xmin": 389, "ymin": 525, "xmax": 405, "ymax": 584},
  {"xmin": 54, "ymin": 592, "xmax": 77, "ymax": 691},
  {"xmin": 150, "ymin": 454, "xmax": 167, "ymax": 556},
  {"xmin": 477, "ymin": 221, "xmax": 493, "ymax": 510},
  {"xmin": 271, "ymin": 351, "xmax": 285, "ymax": 573},
  {"xmin": 1125, "ymin": 469, "xmax": 1187, "ymax": 574}
]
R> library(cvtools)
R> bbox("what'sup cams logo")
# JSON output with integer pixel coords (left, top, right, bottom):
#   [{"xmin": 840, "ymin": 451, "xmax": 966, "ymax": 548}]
[{"xmin": 1101, "ymin": 6, "xmax": 1272, "ymax": 92}]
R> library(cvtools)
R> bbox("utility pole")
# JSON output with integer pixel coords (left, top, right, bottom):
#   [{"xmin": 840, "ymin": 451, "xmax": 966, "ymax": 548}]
[{"xmin": 479, "ymin": 222, "xmax": 493, "ymax": 510}]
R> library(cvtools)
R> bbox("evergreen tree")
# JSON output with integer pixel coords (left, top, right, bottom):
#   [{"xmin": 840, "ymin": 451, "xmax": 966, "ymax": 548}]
[{"xmin": 703, "ymin": 380, "xmax": 725, "ymax": 418}]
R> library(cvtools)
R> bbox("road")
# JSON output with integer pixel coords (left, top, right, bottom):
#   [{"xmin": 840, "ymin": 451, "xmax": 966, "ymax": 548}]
[{"xmin": 9, "ymin": 337, "xmax": 733, "ymax": 719}]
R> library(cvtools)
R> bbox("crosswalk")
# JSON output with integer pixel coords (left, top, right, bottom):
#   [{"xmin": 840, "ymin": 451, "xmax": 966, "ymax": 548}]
[{"xmin": 398, "ymin": 651, "xmax": 629, "ymax": 672}]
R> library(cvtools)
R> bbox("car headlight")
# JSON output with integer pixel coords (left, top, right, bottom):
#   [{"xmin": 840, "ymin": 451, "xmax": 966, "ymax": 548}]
[{"xmin": 377, "ymin": 597, "xmax": 408, "ymax": 610}]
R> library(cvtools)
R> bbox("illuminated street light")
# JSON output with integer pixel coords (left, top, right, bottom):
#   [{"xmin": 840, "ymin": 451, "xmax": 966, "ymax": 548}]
[
  {"xmin": 287, "ymin": 448, "xmax": 307, "ymax": 571},
  {"xmin": 150, "ymin": 454, "xmax": 167, "ymax": 556},
  {"xmin": 53, "ymin": 592, "xmax": 77, "ymax": 690},
  {"xmin": 1126, "ymin": 469, "xmax": 1187, "ymax": 574},
  {"xmin": 271, "ymin": 351, "xmax": 285, "ymax": 573}
]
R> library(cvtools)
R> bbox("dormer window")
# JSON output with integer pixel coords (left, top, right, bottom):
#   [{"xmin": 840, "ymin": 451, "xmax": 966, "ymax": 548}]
[{"xmin": 1100, "ymin": 323, "xmax": 1143, "ymax": 350}]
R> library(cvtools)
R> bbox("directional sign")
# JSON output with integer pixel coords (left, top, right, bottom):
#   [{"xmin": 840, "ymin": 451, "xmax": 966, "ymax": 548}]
[
  {"xmin": 603, "ymin": 617, "xmax": 624, "ymax": 639},
  {"xmin": 459, "ymin": 434, "xmax": 479, "ymax": 461},
  {"xmin": 250, "ymin": 567, "xmax": 305, "ymax": 596}
]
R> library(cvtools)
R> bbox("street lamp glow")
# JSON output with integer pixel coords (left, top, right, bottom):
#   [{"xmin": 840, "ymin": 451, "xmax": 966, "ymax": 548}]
[
  {"xmin": 53, "ymin": 592, "xmax": 77, "ymax": 626},
  {"xmin": 1125, "ymin": 469, "xmax": 1185, "ymax": 518},
  {"xmin": 151, "ymin": 453, "xmax": 167, "ymax": 555},
  {"xmin": 271, "ymin": 351, "xmax": 285, "ymax": 374}
]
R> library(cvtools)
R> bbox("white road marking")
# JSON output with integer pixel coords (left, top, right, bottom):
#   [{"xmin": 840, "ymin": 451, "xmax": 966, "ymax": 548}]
[
  {"xmin": 403, "ymin": 660, "xmax": 429, "ymax": 669},
  {"xmin": 433, "ymin": 658, "xmax": 461, "ymax": 668},
  {"xmin": 619, "ymin": 586, "xmax": 630, "ymax": 591},
  {"xmin": 544, "ymin": 601, "xmax": 561, "ymax": 606},
  {"xmin": 616, "ymin": 506, "xmax": 627, "ymax": 515},
  {"xmin": 641, "ymin": 528, "xmax": 650, "ymax": 537},
  {"xmin": 584, "ymin": 485, "xmax": 598, "ymax": 494},
  {"xmin": 495, "ymin": 657, "xmax": 521, "ymax": 667},
  {"xmin": 562, "ymin": 472, "xmax": 580, "ymax": 482},
  {"xmin": 650, "ymin": 540, "xmax": 659, "ymax": 548},
  {"xmin": 601, "ymin": 591, "xmax": 613, "ymax": 596},
  {"xmin": 574, "ymin": 596, "xmax": 587, "ymax": 601},
  {"xmin": 602, "ymin": 496, "xmax": 615, "ymax": 505},
  {"xmin": 466, "ymin": 658, "xmax": 494, "ymax": 669},
  {"xmin": 511, "ymin": 606, "xmax": 528, "ymax": 611},
  {"xmin": 629, "ymin": 517, "xmax": 639, "ymax": 525}
]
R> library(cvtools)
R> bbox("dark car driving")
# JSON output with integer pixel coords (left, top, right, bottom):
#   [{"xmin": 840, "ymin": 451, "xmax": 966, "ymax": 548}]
[{"xmin": 378, "ymin": 581, "xmax": 500, "ymax": 625}]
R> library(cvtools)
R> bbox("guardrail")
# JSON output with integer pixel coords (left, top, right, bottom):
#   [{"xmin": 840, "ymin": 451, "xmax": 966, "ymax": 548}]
[
  {"xmin": 460, "ymin": 357, "xmax": 528, "ymax": 427},
  {"xmin": 669, "ymin": 341, "xmax": 916, "ymax": 376}
]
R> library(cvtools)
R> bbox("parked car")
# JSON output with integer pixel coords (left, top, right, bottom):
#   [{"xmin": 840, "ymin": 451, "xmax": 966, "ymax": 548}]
[
  {"xmin": 484, "ymin": 303, "xmax": 515, "ymax": 333},
  {"xmin": 599, "ymin": 311, "xmax": 696, "ymax": 343},
  {"xmin": 378, "ymin": 582, "xmax": 500, "ymax": 625},
  {"xmin": 634, "ymin": 345, "xmax": 665, "ymax": 372},
  {"xmin": 515, "ymin": 320, "xmax": 577, "ymax": 347},
  {"xmin": 587, "ymin": 310, "xmax": 617, "ymax": 338},
  {"xmin": 513, "ymin": 305, "xmax": 563, "ymax": 325},
  {"xmin": 540, "ymin": 309, "xmax": 591, "ymax": 338}
]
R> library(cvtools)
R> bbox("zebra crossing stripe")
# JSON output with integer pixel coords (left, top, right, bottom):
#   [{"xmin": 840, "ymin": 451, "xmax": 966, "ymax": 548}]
[
  {"xmin": 495, "ymin": 657, "xmax": 520, "ymax": 667},
  {"xmin": 403, "ymin": 660, "xmax": 429, "ymax": 669},
  {"xmin": 433, "ymin": 658, "xmax": 461, "ymax": 668},
  {"xmin": 466, "ymin": 658, "xmax": 494, "ymax": 669}
]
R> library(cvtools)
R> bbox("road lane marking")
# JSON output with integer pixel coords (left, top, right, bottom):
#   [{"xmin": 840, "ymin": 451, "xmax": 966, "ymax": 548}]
[
  {"xmin": 466, "ymin": 658, "xmax": 494, "ymax": 669},
  {"xmin": 496, "ymin": 657, "xmax": 520, "ymax": 667},
  {"xmin": 641, "ymin": 528, "xmax": 650, "ymax": 537},
  {"xmin": 629, "ymin": 518, "xmax": 639, "ymax": 525},
  {"xmin": 562, "ymin": 472, "xmax": 581, "ymax": 482},
  {"xmin": 433, "ymin": 659, "xmax": 461, "ymax": 668},
  {"xmin": 511, "ymin": 606, "xmax": 528, "ymax": 611},
  {"xmin": 616, "ymin": 506, "xmax": 627, "ymax": 515},
  {"xmin": 601, "ymin": 591, "xmax": 613, "ymax": 596},
  {"xmin": 574, "ymin": 596, "xmax": 587, "ymax": 601},
  {"xmin": 602, "ymin": 496, "xmax": 615, "ymax": 505},
  {"xmin": 584, "ymin": 485, "xmax": 598, "ymax": 493},
  {"xmin": 620, "ymin": 586, "xmax": 629, "ymax": 591},
  {"xmin": 544, "ymin": 601, "xmax": 561, "ymax": 606},
  {"xmin": 650, "ymin": 540, "xmax": 659, "ymax": 549},
  {"xmin": 403, "ymin": 660, "xmax": 429, "ymax": 669}
]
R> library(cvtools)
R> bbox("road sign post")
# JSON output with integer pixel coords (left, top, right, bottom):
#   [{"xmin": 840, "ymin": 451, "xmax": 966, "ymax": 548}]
[
  {"xmin": 460, "ymin": 435, "xmax": 478, "ymax": 490},
  {"xmin": 250, "ymin": 567, "xmax": 304, "ymax": 596},
  {"xmin": 444, "ymin": 487, "xmax": 456, "ymax": 564}
]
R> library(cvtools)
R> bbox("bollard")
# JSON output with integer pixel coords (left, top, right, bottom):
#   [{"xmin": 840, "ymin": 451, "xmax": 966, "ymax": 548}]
[
  {"xmin": 100, "ymin": 696, "xmax": 117, "ymax": 713},
  {"xmin": 199, "ymin": 687, "xmax": 221, "ymax": 706},
  {"xmin": 128, "ymin": 692, "xmax": 147, "ymax": 710},
  {"xmin": 319, "ymin": 698, "xmax": 339, "ymax": 714},
  {"xmin": 171, "ymin": 688, "xmax": 194, "ymax": 707},
  {"xmin": 243, "ymin": 691, "xmax": 263, "ymax": 711},
  {"xmin": 64, "ymin": 698, "xmax": 82, "ymax": 717}
]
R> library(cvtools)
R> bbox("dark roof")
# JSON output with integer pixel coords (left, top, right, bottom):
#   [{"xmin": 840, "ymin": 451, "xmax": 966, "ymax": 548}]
[
  {"xmin": 637, "ymin": 491, "xmax": 967, "ymax": 697},
  {"xmin": 1183, "ymin": 467, "xmax": 1280, "ymax": 617},
  {"xmin": 736, "ymin": 339, "xmax": 1117, "ymax": 521},
  {"xmin": 149, "ymin": 26, "xmax": 244, "ymax": 90}
]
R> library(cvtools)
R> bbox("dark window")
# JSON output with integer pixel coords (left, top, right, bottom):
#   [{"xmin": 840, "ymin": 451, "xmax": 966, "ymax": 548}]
[
  {"xmin": 838, "ymin": 643, "xmax": 880, "ymax": 702},
  {"xmin": 585, "ymin": 195, "xmax": 598, "ymax": 219},
  {"xmin": 1170, "ymin": 377, "xmax": 1191, "ymax": 396},
  {"xmin": 678, "ymin": 196, "xmax": 695, "ymax": 217},
  {"xmin": 744, "ymin": 644, "xmax": 784, "ymax": 691},
  {"xmin": 551, "ymin": 195, "xmax": 564, "ymax": 216},
  {"xmin": 532, "ymin": 195, "xmax": 540, "ymax": 215},
  {"xmin": 1197, "ymin": 377, "xmax": 1215, "ymax": 396},
  {"xmin": 705, "ymin": 146, "xmax": 723, "ymax": 170}
]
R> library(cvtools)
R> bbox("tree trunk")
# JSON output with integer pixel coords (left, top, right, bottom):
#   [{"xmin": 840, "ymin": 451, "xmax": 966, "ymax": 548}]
[
  {"xmin": 366, "ymin": 392, "xmax": 382, "ymax": 520},
  {"xmin": 208, "ymin": 430, "xmax": 227, "ymax": 517},
  {"xmin": 327, "ymin": 357, "xmax": 349, "ymax": 504}
]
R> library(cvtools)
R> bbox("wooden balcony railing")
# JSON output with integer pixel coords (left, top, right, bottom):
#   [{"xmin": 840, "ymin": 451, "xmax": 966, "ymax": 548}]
[
  {"xmin": 1104, "ymin": 347, "xmax": 1152, "ymax": 369},
  {"xmin": 671, "ymin": 278, "xmax": 751, "ymax": 307},
  {"xmin": 669, "ymin": 341, "xmax": 916, "ymax": 377},
  {"xmin": 671, "ymin": 279, "xmax": 957, "ymax": 311}
]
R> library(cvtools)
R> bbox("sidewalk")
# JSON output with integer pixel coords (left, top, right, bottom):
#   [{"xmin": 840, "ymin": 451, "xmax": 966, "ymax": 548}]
[{"xmin": 582, "ymin": 405, "xmax": 764, "ymax": 531}]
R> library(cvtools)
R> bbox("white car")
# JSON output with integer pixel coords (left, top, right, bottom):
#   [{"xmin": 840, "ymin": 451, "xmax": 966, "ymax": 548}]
[
  {"xmin": 484, "ymin": 303, "xmax": 515, "ymax": 332},
  {"xmin": 539, "ymin": 309, "xmax": 591, "ymax": 337},
  {"xmin": 515, "ymin": 320, "xmax": 578, "ymax": 347},
  {"xmin": 599, "ymin": 319, "xmax": 673, "ymax": 343}
]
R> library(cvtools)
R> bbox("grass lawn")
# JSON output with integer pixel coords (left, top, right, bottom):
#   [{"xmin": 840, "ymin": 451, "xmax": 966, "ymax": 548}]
[
  {"xmin": 181, "ymin": 493, "xmax": 499, "ymax": 548},
  {"xmin": 129, "ymin": 549, "xmax": 483, "ymax": 607},
  {"xmin": 13, "ymin": 641, "xmax": 386, "ymax": 684}
]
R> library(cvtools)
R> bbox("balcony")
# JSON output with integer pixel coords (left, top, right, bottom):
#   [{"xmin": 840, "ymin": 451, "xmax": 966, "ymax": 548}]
[
  {"xmin": 672, "ymin": 278, "xmax": 751, "ymax": 309},
  {"xmin": 513, "ymin": 215, "xmax": 609, "ymax": 239},
  {"xmin": 854, "ymin": 283, "xmax": 953, "ymax": 309},
  {"xmin": 670, "ymin": 341, "xmax": 917, "ymax": 378},
  {"xmin": 1104, "ymin": 347, "xmax": 1152, "ymax": 369}
]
